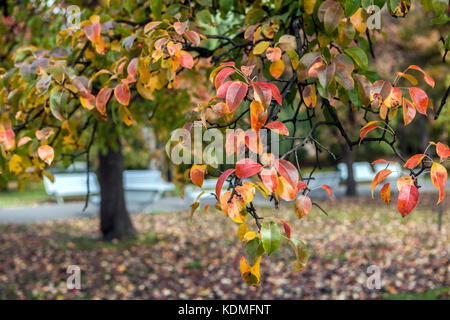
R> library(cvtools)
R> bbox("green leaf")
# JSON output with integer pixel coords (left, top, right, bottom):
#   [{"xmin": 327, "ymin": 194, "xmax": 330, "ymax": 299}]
[
  {"xmin": 197, "ymin": 9, "xmax": 212, "ymax": 24},
  {"xmin": 324, "ymin": 4, "xmax": 345, "ymax": 34},
  {"xmin": 261, "ymin": 221, "xmax": 281, "ymax": 255},
  {"xmin": 345, "ymin": 0, "xmax": 361, "ymax": 17},
  {"xmin": 344, "ymin": 47, "xmax": 368, "ymax": 70},
  {"xmin": 245, "ymin": 238, "xmax": 265, "ymax": 264},
  {"xmin": 220, "ymin": 0, "xmax": 232, "ymax": 14},
  {"xmin": 432, "ymin": 0, "xmax": 447, "ymax": 15},
  {"xmin": 288, "ymin": 238, "xmax": 309, "ymax": 272},
  {"xmin": 150, "ymin": 0, "xmax": 162, "ymax": 18}
]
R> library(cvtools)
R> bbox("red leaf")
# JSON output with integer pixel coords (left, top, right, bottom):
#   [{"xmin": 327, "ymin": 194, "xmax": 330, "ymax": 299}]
[
  {"xmin": 174, "ymin": 21, "xmax": 188, "ymax": 35},
  {"xmin": 436, "ymin": 142, "xmax": 450, "ymax": 162},
  {"xmin": 216, "ymin": 169, "xmax": 235, "ymax": 200},
  {"xmin": 402, "ymin": 97, "xmax": 416, "ymax": 126},
  {"xmin": 215, "ymin": 67, "xmax": 235, "ymax": 90},
  {"xmin": 261, "ymin": 167, "xmax": 278, "ymax": 193},
  {"xmin": 274, "ymin": 159, "xmax": 299, "ymax": 189},
  {"xmin": 190, "ymin": 164, "xmax": 206, "ymax": 187},
  {"xmin": 398, "ymin": 184, "xmax": 419, "ymax": 217},
  {"xmin": 280, "ymin": 219, "xmax": 291, "ymax": 239},
  {"xmin": 252, "ymin": 82, "xmax": 282, "ymax": 105},
  {"xmin": 295, "ymin": 195, "xmax": 312, "ymax": 219},
  {"xmin": 359, "ymin": 124, "xmax": 379, "ymax": 142},
  {"xmin": 114, "ymin": 83, "xmax": 130, "ymax": 106},
  {"xmin": 96, "ymin": 88, "xmax": 112, "ymax": 114},
  {"xmin": 297, "ymin": 181, "xmax": 308, "ymax": 192},
  {"xmin": 404, "ymin": 154, "xmax": 426, "ymax": 169},
  {"xmin": 371, "ymin": 169, "xmax": 392, "ymax": 198},
  {"xmin": 185, "ymin": 30, "xmax": 201, "ymax": 46},
  {"xmin": 320, "ymin": 185, "xmax": 334, "ymax": 204},
  {"xmin": 265, "ymin": 121, "xmax": 289, "ymax": 136},
  {"xmin": 380, "ymin": 183, "xmax": 391, "ymax": 204},
  {"xmin": 409, "ymin": 87, "xmax": 428, "ymax": 115},
  {"xmin": 371, "ymin": 159, "xmax": 394, "ymax": 165},
  {"xmin": 408, "ymin": 65, "xmax": 435, "ymax": 88},
  {"xmin": 126, "ymin": 58, "xmax": 138, "ymax": 83},
  {"xmin": 217, "ymin": 81, "xmax": 233, "ymax": 99},
  {"xmin": 431, "ymin": 162, "xmax": 447, "ymax": 205},
  {"xmin": 226, "ymin": 81, "xmax": 248, "ymax": 113},
  {"xmin": 235, "ymin": 158, "xmax": 262, "ymax": 179},
  {"xmin": 178, "ymin": 51, "xmax": 194, "ymax": 69}
]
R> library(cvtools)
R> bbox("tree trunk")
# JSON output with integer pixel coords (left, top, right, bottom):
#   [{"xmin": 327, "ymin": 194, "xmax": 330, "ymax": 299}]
[
  {"xmin": 341, "ymin": 144, "xmax": 357, "ymax": 196},
  {"xmin": 97, "ymin": 139, "xmax": 135, "ymax": 241}
]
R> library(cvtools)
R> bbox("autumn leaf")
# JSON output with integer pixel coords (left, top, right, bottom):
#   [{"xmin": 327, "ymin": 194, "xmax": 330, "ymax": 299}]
[
  {"xmin": 404, "ymin": 154, "xmax": 426, "ymax": 169},
  {"xmin": 265, "ymin": 121, "xmax": 289, "ymax": 136},
  {"xmin": 359, "ymin": 122, "xmax": 380, "ymax": 143},
  {"xmin": 320, "ymin": 184, "xmax": 334, "ymax": 204},
  {"xmin": 295, "ymin": 195, "xmax": 312, "ymax": 219},
  {"xmin": 237, "ymin": 223, "xmax": 248, "ymax": 241},
  {"xmin": 409, "ymin": 87, "xmax": 428, "ymax": 115},
  {"xmin": 288, "ymin": 238, "xmax": 308, "ymax": 272},
  {"xmin": 436, "ymin": 142, "xmax": 450, "ymax": 162},
  {"xmin": 235, "ymin": 158, "xmax": 262, "ymax": 179},
  {"xmin": 280, "ymin": 219, "xmax": 291, "ymax": 239},
  {"xmin": 276, "ymin": 176, "xmax": 298, "ymax": 201},
  {"xmin": 371, "ymin": 169, "xmax": 392, "ymax": 198},
  {"xmin": 226, "ymin": 81, "xmax": 248, "ymax": 113},
  {"xmin": 269, "ymin": 60, "xmax": 285, "ymax": 78},
  {"xmin": 173, "ymin": 21, "xmax": 188, "ymax": 35},
  {"xmin": 80, "ymin": 92, "xmax": 95, "ymax": 110},
  {"xmin": 371, "ymin": 159, "xmax": 394, "ymax": 165},
  {"xmin": 215, "ymin": 67, "xmax": 235, "ymax": 90},
  {"xmin": 240, "ymin": 256, "xmax": 261, "ymax": 286},
  {"xmin": 380, "ymin": 183, "xmax": 391, "ymax": 204},
  {"xmin": 303, "ymin": 84, "xmax": 317, "ymax": 108},
  {"xmin": 407, "ymin": 65, "xmax": 435, "ymax": 88},
  {"xmin": 274, "ymin": 159, "xmax": 299, "ymax": 189},
  {"xmin": 266, "ymin": 47, "xmax": 282, "ymax": 62},
  {"xmin": 398, "ymin": 184, "xmax": 419, "ymax": 217},
  {"xmin": 114, "ymin": 83, "xmax": 130, "ymax": 106},
  {"xmin": 216, "ymin": 168, "xmax": 235, "ymax": 200},
  {"xmin": 38, "ymin": 145, "xmax": 54, "ymax": 165},
  {"xmin": 250, "ymin": 100, "xmax": 267, "ymax": 131},
  {"xmin": 402, "ymin": 97, "xmax": 416, "ymax": 126},
  {"xmin": 430, "ymin": 162, "xmax": 447, "ymax": 205},
  {"xmin": 178, "ymin": 51, "xmax": 194, "ymax": 69},
  {"xmin": 253, "ymin": 41, "xmax": 270, "ymax": 55},
  {"xmin": 190, "ymin": 164, "xmax": 207, "ymax": 187},
  {"xmin": 261, "ymin": 167, "xmax": 278, "ymax": 193},
  {"xmin": 96, "ymin": 88, "xmax": 112, "ymax": 114}
]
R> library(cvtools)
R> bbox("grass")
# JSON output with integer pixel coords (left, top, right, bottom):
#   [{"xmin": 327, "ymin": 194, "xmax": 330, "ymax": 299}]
[
  {"xmin": 0, "ymin": 182, "xmax": 51, "ymax": 207},
  {"xmin": 383, "ymin": 287, "xmax": 449, "ymax": 300}
]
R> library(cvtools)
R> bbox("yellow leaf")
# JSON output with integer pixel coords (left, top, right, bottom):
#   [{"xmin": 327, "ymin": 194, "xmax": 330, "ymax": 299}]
[
  {"xmin": 8, "ymin": 154, "xmax": 24, "ymax": 175},
  {"xmin": 118, "ymin": 105, "xmax": 133, "ymax": 126},
  {"xmin": 240, "ymin": 256, "xmax": 261, "ymax": 286},
  {"xmin": 243, "ymin": 231, "xmax": 256, "ymax": 242},
  {"xmin": 253, "ymin": 41, "xmax": 270, "ymax": 55},
  {"xmin": 304, "ymin": 0, "xmax": 316, "ymax": 14},
  {"xmin": 350, "ymin": 8, "xmax": 367, "ymax": 34},
  {"xmin": 269, "ymin": 60, "xmax": 285, "ymax": 79},
  {"xmin": 237, "ymin": 223, "xmax": 248, "ymax": 241}
]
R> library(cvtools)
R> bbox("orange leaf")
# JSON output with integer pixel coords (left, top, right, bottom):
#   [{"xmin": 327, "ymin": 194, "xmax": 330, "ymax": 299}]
[
  {"xmin": 436, "ymin": 142, "xmax": 450, "ymax": 162},
  {"xmin": 80, "ymin": 92, "xmax": 95, "ymax": 110},
  {"xmin": 280, "ymin": 219, "xmax": 291, "ymax": 239},
  {"xmin": 269, "ymin": 60, "xmax": 285, "ymax": 79},
  {"xmin": 274, "ymin": 159, "xmax": 299, "ymax": 189},
  {"xmin": 431, "ymin": 162, "xmax": 447, "ymax": 205},
  {"xmin": 235, "ymin": 158, "xmax": 262, "ymax": 179},
  {"xmin": 17, "ymin": 136, "xmax": 32, "ymax": 147},
  {"xmin": 266, "ymin": 47, "xmax": 282, "ymax": 62},
  {"xmin": 216, "ymin": 169, "xmax": 235, "ymax": 200},
  {"xmin": 409, "ymin": 87, "xmax": 428, "ymax": 115},
  {"xmin": 265, "ymin": 121, "xmax": 289, "ymax": 136},
  {"xmin": 408, "ymin": 65, "xmax": 435, "ymax": 88},
  {"xmin": 240, "ymin": 256, "xmax": 261, "ymax": 286},
  {"xmin": 261, "ymin": 167, "xmax": 278, "ymax": 193},
  {"xmin": 371, "ymin": 169, "xmax": 392, "ymax": 198},
  {"xmin": 402, "ymin": 97, "xmax": 416, "ymax": 126},
  {"xmin": 173, "ymin": 21, "xmax": 188, "ymax": 35},
  {"xmin": 96, "ymin": 88, "xmax": 112, "ymax": 114},
  {"xmin": 371, "ymin": 159, "xmax": 394, "ymax": 165},
  {"xmin": 190, "ymin": 164, "xmax": 207, "ymax": 187},
  {"xmin": 215, "ymin": 67, "xmax": 235, "ymax": 90},
  {"xmin": 114, "ymin": 83, "xmax": 130, "ymax": 106},
  {"xmin": 178, "ymin": 51, "xmax": 194, "ymax": 69},
  {"xmin": 250, "ymin": 100, "xmax": 267, "ymax": 131},
  {"xmin": 397, "ymin": 176, "xmax": 414, "ymax": 191},
  {"xmin": 276, "ymin": 176, "xmax": 298, "ymax": 201},
  {"xmin": 303, "ymin": 84, "xmax": 317, "ymax": 108},
  {"xmin": 226, "ymin": 81, "xmax": 248, "ymax": 113},
  {"xmin": 38, "ymin": 145, "xmax": 54, "ymax": 165},
  {"xmin": 359, "ymin": 124, "xmax": 379, "ymax": 142},
  {"xmin": 398, "ymin": 184, "xmax": 419, "ymax": 217},
  {"xmin": 185, "ymin": 30, "xmax": 201, "ymax": 46},
  {"xmin": 404, "ymin": 154, "xmax": 426, "ymax": 169},
  {"xmin": 380, "ymin": 183, "xmax": 391, "ymax": 204},
  {"xmin": 295, "ymin": 195, "xmax": 312, "ymax": 219},
  {"xmin": 320, "ymin": 184, "xmax": 334, "ymax": 204}
]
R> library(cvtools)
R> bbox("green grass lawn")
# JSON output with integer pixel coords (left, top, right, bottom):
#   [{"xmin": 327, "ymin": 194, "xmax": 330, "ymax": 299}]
[{"xmin": 0, "ymin": 182, "xmax": 51, "ymax": 207}]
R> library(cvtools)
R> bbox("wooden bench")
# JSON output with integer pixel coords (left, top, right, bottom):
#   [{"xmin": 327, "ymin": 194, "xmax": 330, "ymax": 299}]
[{"xmin": 43, "ymin": 170, "xmax": 175, "ymax": 208}]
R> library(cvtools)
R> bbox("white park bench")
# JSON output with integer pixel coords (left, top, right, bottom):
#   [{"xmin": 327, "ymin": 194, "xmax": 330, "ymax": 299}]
[
  {"xmin": 337, "ymin": 162, "xmax": 376, "ymax": 182},
  {"xmin": 43, "ymin": 170, "xmax": 174, "ymax": 207},
  {"xmin": 373, "ymin": 162, "xmax": 403, "ymax": 180},
  {"xmin": 184, "ymin": 179, "xmax": 220, "ymax": 206},
  {"xmin": 306, "ymin": 171, "xmax": 341, "ymax": 199}
]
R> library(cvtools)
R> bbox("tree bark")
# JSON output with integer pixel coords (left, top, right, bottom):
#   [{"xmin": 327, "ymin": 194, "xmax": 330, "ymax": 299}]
[
  {"xmin": 341, "ymin": 144, "xmax": 357, "ymax": 196},
  {"xmin": 97, "ymin": 139, "xmax": 135, "ymax": 241}
]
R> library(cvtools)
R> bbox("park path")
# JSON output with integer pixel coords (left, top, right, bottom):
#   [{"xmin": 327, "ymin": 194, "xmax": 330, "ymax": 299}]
[{"xmin": 0, "ymin": 179, "xmax": 447, "ymax": 224}]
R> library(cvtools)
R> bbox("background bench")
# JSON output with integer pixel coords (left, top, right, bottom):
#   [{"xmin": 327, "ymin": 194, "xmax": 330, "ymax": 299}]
[{"xmin": 44, "ymin": 170, "xmax": 174, "ymax": 209}]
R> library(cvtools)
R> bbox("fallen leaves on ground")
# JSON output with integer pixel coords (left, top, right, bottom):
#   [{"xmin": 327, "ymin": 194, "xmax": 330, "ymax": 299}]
[{"xmin": 0, "ymin": 195, "xmax": 448, "ymax": 300}]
